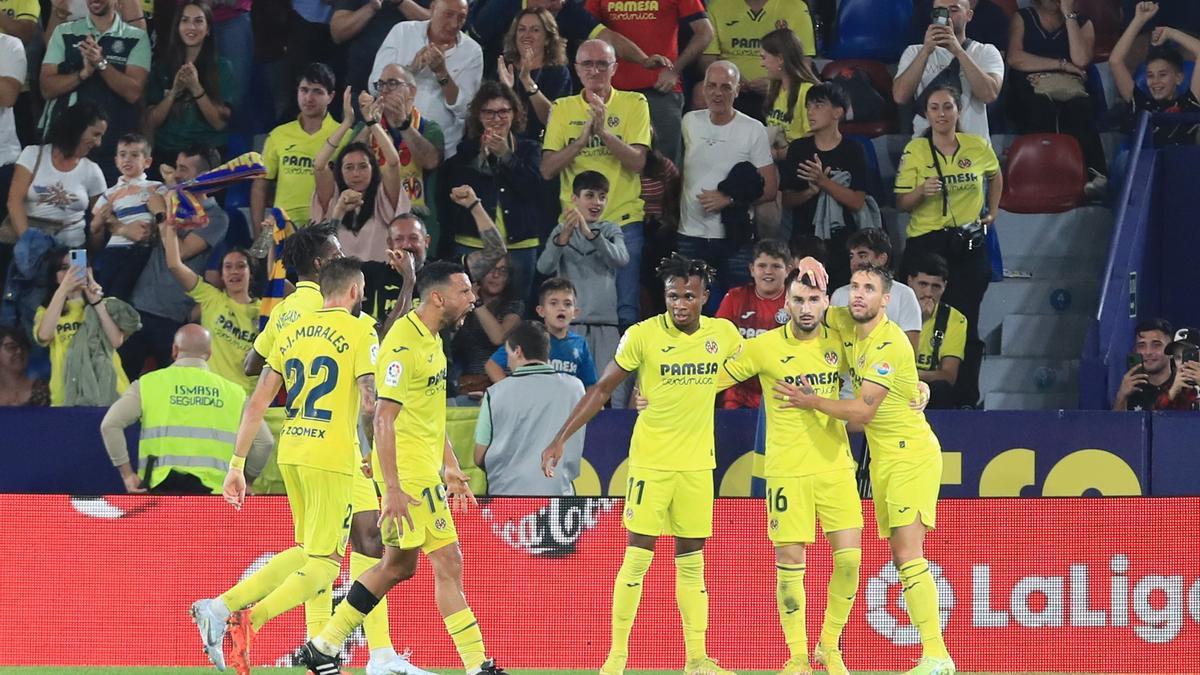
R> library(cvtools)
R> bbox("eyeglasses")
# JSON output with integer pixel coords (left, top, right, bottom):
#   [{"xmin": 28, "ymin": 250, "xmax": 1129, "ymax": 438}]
[
  {"xmin": 577, "ymin": 60, "xmax": 614, "ymax": 71},
  {"xmin": 373, "ymin": 79, "xmax": 409, "ymax": 92},
  {"xmin": 480, "ymin": 107, "xmax": 513, "ymax": 120}
]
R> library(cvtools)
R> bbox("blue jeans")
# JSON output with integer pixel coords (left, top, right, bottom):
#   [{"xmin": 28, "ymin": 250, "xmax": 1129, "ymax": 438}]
[
  {"xmin": 674, "ymin": 234, "xmax": 753, "ymax": 314},
  {"xmin": 615, "ymin": 221, "xmax": 644, "ymax": 327}
]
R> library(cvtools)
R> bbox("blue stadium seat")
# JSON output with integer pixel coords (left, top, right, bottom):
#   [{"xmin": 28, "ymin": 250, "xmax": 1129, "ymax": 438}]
[{"xmin": 827, "ymin": 0, "xmax": 913, "ymax": 62}]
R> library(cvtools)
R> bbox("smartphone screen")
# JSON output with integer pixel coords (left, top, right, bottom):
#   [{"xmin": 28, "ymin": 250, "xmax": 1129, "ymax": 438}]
[
  {"xmin": 68, "ymin": 249, "xmax": 87, "ymax": 275},
  {"xmin": 1127, "ymin": 353, "xmax": 1144, "ymax": 370}
]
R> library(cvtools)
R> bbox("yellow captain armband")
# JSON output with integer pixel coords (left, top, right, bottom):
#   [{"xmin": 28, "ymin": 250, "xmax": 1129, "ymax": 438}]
[{"xmin": 229, "ymin": 455, "xmax": 247, "ymax": 471}]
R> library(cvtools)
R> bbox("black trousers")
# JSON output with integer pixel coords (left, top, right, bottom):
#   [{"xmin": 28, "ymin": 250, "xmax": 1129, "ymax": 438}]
[
  {"xmin": 902, "ymin": 229, "xmax": 991, "ymax": 407},
  {"xmin": 149, "ymin": 471, "xmax": 213, "ymax": 495}
]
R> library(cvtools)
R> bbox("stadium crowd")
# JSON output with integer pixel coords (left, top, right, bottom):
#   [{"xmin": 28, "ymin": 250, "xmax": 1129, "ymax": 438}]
[{"xmin": 1, "ymin": 0, "xmax": 1199, "ymax": 468}]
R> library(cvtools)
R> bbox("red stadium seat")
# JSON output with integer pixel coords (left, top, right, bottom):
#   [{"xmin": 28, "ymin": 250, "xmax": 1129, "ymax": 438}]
[
  {"xmin": 1077, "ymin": 0, "xmax": 1122, "ymax": 61},
  {"xmin": 991, "ymin": 0, "xmax": 1018, "ymax": 18},
  {"xmin": 820, "ymin": 59, "xmax": 896, "ymax": 138},
  {"xmin": 1000, "ymin": 133, "xmax": 1086, "ymax": 213}
]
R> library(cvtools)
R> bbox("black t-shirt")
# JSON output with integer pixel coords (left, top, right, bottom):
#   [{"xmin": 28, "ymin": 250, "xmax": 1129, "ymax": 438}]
[
  {"xmin": 780, "ymin": 135, "xmax": 868, "ymax": 237},
  {"xmin": 1125, "ymin": 376, "xmax": 1172, "ymax": 411},
  {"xmin": 335, "ymin": 0, "xmax": 434, "ymax": 91},
  {"xmin": 1132, "ymin": 88, "xmax": 1200, "ymax": 146}
]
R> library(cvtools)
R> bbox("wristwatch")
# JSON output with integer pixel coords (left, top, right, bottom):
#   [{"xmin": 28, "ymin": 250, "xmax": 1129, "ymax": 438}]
[
  {"xmin": 96, "ymin": 58, "xmax": 109, "ymax": 72},
  {"xmin": 1066, "ymin": 11, "xmax": 1079, "ymax": 20},
  {"xmin": 525, "ymin": 82, "xmax": 540, "ymax": 96},
  {"xmin": 436, "ymin": 74, "xmax": 451, "ymax": 87}
]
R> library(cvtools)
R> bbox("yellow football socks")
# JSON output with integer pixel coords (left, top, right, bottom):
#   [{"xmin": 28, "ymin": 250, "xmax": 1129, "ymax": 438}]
[
  {"xmin": 219, "ymin": 545, "xmax": 306, "ymax": 611},
  {"xmin": 350, "ymin": 552, "xmax": 392, "ymax": 650},
  {"xmin": 609, "ymin": 546, "xmax": 654, "ymax": 664},
  {"xmin": 444, "ymin": 607, "xmax": 486, "ymax": 671},
  {"xmin": 304, "ymin": 586, "xmax": 333, "ymax": 638},
  {"xmin": 315, "ymin": 581, "xmax": 376, "ymax": 655},
  {"xmin": 820, "ymin": 547, "xmax": 861, "ymax": 649},
  {"xmin": 250, "ymin": 556, "xmax": 340, "ymax": 631},
  {"xmin": 675, "ymin": 551, "xmax": 709, "ymax": 664},
  {"xmin": 898, "ymin": 557, "xmax": 950, "ymax": 659},
  {"xmin": 775, "ymin": 562, "xmax": 807, "ymax": 662}
]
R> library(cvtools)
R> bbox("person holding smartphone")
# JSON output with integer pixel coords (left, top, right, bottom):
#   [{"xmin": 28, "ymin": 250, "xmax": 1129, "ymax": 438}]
[{"xmin": 1113, "ymin": 318, "xmax": 1192, "ymax": 411}]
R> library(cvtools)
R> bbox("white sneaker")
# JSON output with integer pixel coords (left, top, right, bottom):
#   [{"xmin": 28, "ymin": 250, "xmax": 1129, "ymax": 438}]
[
  {"xmin": 190, "ymin": 598, "xmax": 229, "ymax": 671},
  {"xmin": 365, "ymin": 648, "xmax": 437, "ymax": 675}
]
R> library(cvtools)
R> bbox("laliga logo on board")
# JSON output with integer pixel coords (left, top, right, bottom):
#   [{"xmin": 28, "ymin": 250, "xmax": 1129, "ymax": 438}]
[
  {"xmin": 866, "ymin": 561, "xmax": 955, "ymax": 645},
  {"xmin": 483, "ymin": 497, "xmax": 617, "ymax": 557}
]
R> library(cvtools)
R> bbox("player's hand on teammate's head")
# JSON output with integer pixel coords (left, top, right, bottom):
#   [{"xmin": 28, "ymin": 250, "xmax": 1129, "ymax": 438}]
[
  {"xmin": 794, "ymin": 257, "xmax": 828, "ymax": 292},
  {"xmin": 223, "ymin": 469, "xmax": 247, "ymax": 510},
  {"xmin": 541, "ymin": 441, "xmax": 564, "ymax": 478}
]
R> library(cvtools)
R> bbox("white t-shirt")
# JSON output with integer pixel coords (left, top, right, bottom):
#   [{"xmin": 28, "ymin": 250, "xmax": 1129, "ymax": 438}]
[
  {"xmin": 679, "ymin": 109, "xmax": 773, "ymax": 239},
  {"xmin": 896, "ymin": 41, "xmax": 1005, "ymax": 140},
  {"xmin": 369, "ymin": 20, "xmax": 483, "ymax": 160},
  {"xmin": 95, "ymin": 174, "xmax": 164, "ymax": 247},
  {"xmin": 831, "ymin": 280, "xmax": 923, "ymax": 333},
  {"xmin": 0, "ymin": 34, "xmax": 27, "ymax": 166},
  {"xmin": 16, "ymin": 145, "xmax": 107, "ymax": 247}
]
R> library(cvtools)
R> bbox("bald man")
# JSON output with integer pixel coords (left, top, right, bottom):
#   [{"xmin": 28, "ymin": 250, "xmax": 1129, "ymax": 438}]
[{"xmin": 101, "ymin": 324, "xmax": 273, "ymax": 494}]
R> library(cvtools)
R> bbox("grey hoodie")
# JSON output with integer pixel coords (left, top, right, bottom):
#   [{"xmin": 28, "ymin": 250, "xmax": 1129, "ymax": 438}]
[{"xmin": 536, "ymin": 220, "xmax": 628, "ymax": 325}]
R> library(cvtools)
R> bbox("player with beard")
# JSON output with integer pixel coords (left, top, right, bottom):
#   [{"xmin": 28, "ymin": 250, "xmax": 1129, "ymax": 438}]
[
  {"xmin": 717, "ymin": 269, "xmax": 859, "ymax": 674},
  {"xmin": 542, "ymin": 253, "xmax": 743, "ymax": 675},
  {"xmin": 190, "ymin": 258, "xmax": 379, "ymax": 675},
  {"xmin": 300, "ymin": 260, "xmax": 507, "ymax": 675},
  {"xmin": 775, "ymin": 263, "xmax": 954, "ymax": 675}
]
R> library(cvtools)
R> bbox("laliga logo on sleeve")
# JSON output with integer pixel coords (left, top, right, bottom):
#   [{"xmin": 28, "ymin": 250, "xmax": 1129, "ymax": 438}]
[
  {"xmin": 874, "ymin": 361, "xmax": 891, "ymax": 376},
  {"xmin": 866, "ymin": 560, "xmax": 954, "ymax": 645}
]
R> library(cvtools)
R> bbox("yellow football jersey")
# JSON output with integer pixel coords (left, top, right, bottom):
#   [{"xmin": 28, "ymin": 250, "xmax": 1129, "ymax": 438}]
[
  {"xmin": 188, "ymin": 281, "xmax": 261, "ymax": 394},
  {"xmin": 704, "ymin": 0, "xmax": 816, "ymax": 81},
  {"xmin": 375, "ymin": 311, "xmax": 447, "ymax": 484},
  {"xmin": 615, "ymin": 314, "xmax": 744, "ymax": 471},
  {"xmin": 262, "ymin": 115, "xmax": 348, "ymax": 226},
  {"xmin": 253, "ymin": 281, "xmax": 323, "ymax": 359},
  {"xmin": 826, "ymin": 306, "xmax": 940, "ymax": 463},
  {"xmin": 543, "ymin": 88, "xmax": 651, "ymax": 225},
  {"xmin": 916, "ymin": 302, "xmax": 967, "ymax": 371},
  {"xmin": 721, "ymin": 322, "xmax": 855, "ymax": 477},
  {"xmin": 265, "ymin": 307, "xmax": 379, "ymax": 475},
  {"xmin": 766, "ymin": 82, "xmax": 812, "ymax": 143},
  {"xmin": 894, "ymin": 132, "xmax": 999, "ymax": 238}
]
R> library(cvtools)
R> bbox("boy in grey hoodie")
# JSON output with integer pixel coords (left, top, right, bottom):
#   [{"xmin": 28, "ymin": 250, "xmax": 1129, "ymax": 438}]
[{"xmin": 536, "ymin": 171, "xmax": 629, "ymax": 393}]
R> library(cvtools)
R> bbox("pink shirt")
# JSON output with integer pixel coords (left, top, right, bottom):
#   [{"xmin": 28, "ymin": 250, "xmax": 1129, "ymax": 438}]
[{"xmin": 310, "ymin": 185, "xmax": 409, "ymax": 263}]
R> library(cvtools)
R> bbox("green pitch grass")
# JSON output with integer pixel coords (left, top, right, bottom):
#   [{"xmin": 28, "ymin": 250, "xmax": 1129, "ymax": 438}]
[
  {"xmin": 0, "ymin": 669, "xmax": 1089, "ymax": 675},
  {"xmin": 0, "ymin": 662, "xmax": 1089, "ymax": 667}
]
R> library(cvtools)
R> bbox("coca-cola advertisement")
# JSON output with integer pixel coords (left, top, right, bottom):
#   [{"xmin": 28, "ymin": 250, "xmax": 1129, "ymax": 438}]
[{"xmin": 2, "ymin": 495, "xmax": 1197, "ymax": 672}]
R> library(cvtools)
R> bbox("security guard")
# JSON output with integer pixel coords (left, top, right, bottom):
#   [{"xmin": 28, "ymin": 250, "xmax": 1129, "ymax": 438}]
[{"xmin": 101, "ymin": 324, "xmax": 273, "ymax": 494}]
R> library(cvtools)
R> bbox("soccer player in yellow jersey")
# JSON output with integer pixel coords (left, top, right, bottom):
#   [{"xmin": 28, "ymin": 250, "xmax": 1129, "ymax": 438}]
[
  {"xmin": 542, "ymin": 253, "xmax": 744, "ymax": 675},
  {"xmin": 776, "ymin": 264, "xmax": 955, "ymax": 675},
  {"xmin": 239, "ymin": 223, "xmax": 429, "ymax": 675},
  {"xmin": 300, "ymin": 260, "xmax": 507, "ymax": 675},
  {"xmin": 719, "ymin": 270, "xmax": 860, "ymax": 675},
  {"xmin": 189, "ymin": 257, "xmax": 379, "ymax": 675}
]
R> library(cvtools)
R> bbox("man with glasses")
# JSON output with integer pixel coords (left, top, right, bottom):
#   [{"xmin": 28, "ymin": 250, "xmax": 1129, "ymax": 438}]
[
  {"xmin": 542, "ymin": 38, "xmax": 650, "ymax": 333},
  {"xmin": 370, "ymin": 0, "xmax": 482, "ymax": 159},
  {"xmin": 368, "ymin": 63, "xmax": 445, "ymax": 251}
]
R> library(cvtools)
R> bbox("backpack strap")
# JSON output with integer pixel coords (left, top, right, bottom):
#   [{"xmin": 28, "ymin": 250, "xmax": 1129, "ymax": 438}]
[{"xmin": 929, "ymin": 302, "xmax": 952, "ymax": 367}]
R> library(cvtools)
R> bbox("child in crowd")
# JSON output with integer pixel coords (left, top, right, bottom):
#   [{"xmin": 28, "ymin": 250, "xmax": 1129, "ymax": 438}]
[
  {"xmin": 90, "ymin": 133, "xmax": 163, "ymax": 301},
  {"xmin": 486, "ymin": 277, "xmax": 597, "ymax": 387},
  {"xmin": 536, "ymin": 171, "xmax": 628, "ymax": 380}
]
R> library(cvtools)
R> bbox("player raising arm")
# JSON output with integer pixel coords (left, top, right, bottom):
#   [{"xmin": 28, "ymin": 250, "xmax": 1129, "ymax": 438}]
[
  {"xmin": 191, "ymin": 258, "xmax": 379, "ymax": 675},
  {"xmin": 775, "ymin": 263, "xmax": 954, "ymax": 675},
  {"xmin": 543, "ymin": 253, "xmax": 743, "ymax": 675}
]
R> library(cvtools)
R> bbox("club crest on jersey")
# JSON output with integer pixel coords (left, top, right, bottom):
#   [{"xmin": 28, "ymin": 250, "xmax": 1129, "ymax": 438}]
[
  {"xmin": 608, "ymin": 115, "xmax": 620, "ymax": 128},
  {"xmin": 825, "ymin": 351, "xmax": 839, "ymax": 367},
  {"xmin": 874, "ymin": 361, "xmax": 891, "ymax": 376},
  {"xmin": 774, "ymin": 308, "xmax": 788, "ymax": 324},
  {"xmin": 624, "ymin": 507, "xmax": 635, "ymax": 520},
  {"xmin": 775, "ymin": 19, "xmax": 789, "ymax": 29},
  {"xmin": 769, "ymin": 518, "xmax": 780, "ymax": 531},
  {"xmin": 434, "ymin": 517, "xmax": 447, "ymax": 531},
  {"xmin": 705, "ymin": 339, "xmax": 718, "ymax": 354},
  {"xmin": 958, "ymin": 158, "xmax": 972, "ymax": 169}
]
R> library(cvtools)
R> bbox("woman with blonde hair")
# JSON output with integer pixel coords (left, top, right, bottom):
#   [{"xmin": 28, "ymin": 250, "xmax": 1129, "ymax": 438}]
[{"xmin": 498, "ymin": 6, "xmax": 571, "ymax": 141}]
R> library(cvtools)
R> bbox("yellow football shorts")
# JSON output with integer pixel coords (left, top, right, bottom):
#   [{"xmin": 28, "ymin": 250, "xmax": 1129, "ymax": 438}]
[
  {"xmin": 379, "ymin": 478, "xmax": 458, "ymax": 553},
  {"xmin": 351, "ymin": 469, "xmax": 379, "ymax": 514},
  {"xmin": 870, "ymin": 452, "xmax": 942, "ymax": 539},
  {"xmin": 766, "ymin": 469, "xmax": 864, "ymax": 545},
  {"xmin": 622, "ymin": 467, "xmax": 714, "ymax": 539},
  {"xmin": 280, "ymin": 464, "xmax": 353, "ymax": 558}
]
